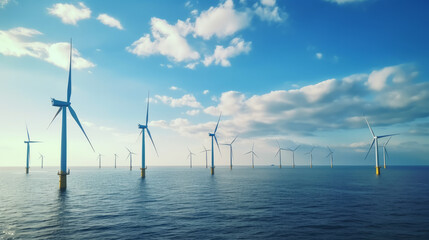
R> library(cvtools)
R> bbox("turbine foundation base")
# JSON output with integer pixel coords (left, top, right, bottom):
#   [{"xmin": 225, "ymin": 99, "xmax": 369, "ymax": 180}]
[
  {"xmin": 210, "ymin": 167, "xmax": 214, "ymax": 175},
  {"xmin": 141, "ymin": 168, "xmax": 146, "ymax": 178},
  {"xmin": 25, "ymin": 167, "xmax": 29, "ymax": 174},
  {"xmin": 58, "ymin": 171, "xmax": 68, "ymax": 189},
  {"xmin": 376, "ymin": 167, "xmax": 381, "ymax": 175}
]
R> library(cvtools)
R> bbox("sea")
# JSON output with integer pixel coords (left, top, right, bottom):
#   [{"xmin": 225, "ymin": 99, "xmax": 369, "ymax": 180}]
[{"xmin": 1, "ymin": 166, "xmax": 428, "ymax": 239}]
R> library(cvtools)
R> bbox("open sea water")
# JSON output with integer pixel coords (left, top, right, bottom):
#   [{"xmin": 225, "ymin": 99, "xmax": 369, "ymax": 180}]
[{"xmin": 1, "ymin": 166, "xmax": 428, "ymax": 239}]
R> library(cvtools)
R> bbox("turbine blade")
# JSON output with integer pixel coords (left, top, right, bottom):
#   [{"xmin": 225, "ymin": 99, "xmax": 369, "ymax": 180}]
[
  {"xmin": 146, "ymin": 128, "xmax": 159, "ymax": 157},
  {"xmin": 231, "ymin": 135, "xmax": 238, "ymax": 144},
  {"xmin": 68, "ymin": 106, "xmax": 94, "ymax": 152},
  {"xmin": 29, "ymin": 141, "xmax": 42, "ymax": 143},
  {"xmin": 365, "ymin": 117, "xmax": 375, "ymax": 137},
  {"xmin": 275, "ymin": 149, "xmax": 280, "ymax": 158},
  {"xmin": 214, "ymin": 113, "xmax": 221, "ymax": 133},
  {"xmin": 378, "ymin": 134, "xmax": 399, "ymax": 139},
  {"xmin": 48, "ymin": 108, "xmax": 62, "ymax": 129},
  {"xmin": 26, "ymin": 124, "xmax": 30, "ymax": 141},
  {"xmin": 327, "ymin": 146, "xmax": 332, "ymax": 153},
  {"xmin": 214, "ymin": 135, "xmax": 221, "ymax": 156},
  {"xmin": 364, "ymin": 139, "xmax": 375, "ymax": 160},
  {"xmin": 252, "ymin": 143, "xmax": 254, "ymax": 151},
  {"xmin": 254, "ymin": 152, "xmax": 260, "ymax": 159},
  {"xmin": 67, "ymin": 39, "xmax": 72, "ymax": 103},
  {"xmin": 294, "ymin": 145, "xmax": 300, "ymax": 151},
  {"xmin": 125, "ymin": 147, "xmax": 131, "ymax": 153},
  {"xmin": 385, "ymin": 148, "xmax": 390, "ymax": 160},
  {"xmin": 146, "ymin": 91, "xmax": 150, "ymax": 126},
  {"xmin": 136, "ymin": 130, "xmax": 143, "ymax": 143},
  {"xmin": 125, "ymin": 154, "xmax": 130, "ymax": 161},
  {"xmin": 385, "ymin": 136, "xmax": 392, "ymax": 146},
  {"xmin": 244, "ymin": 151, "xmax": 252, "ymax": 155},
  {"xmin": 276, "ymin": 139, "xmax": 280, "ymax": 148}
]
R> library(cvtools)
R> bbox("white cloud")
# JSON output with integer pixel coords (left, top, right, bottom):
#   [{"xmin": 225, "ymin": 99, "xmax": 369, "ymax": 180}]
[
  {"xmin": 185, "ymin": 62, "xmax": 198, "ymax": 69},
  {"xmin": 325, "ymin": 0, "xmax": 367, "ymax": 4},
  {"xmin": 0, "ymin": 0, "xmax": 10, "ymax": 8},
  {"xmin": 316, "ymin": 52, "xmax": 323, "ymax": 59},
  {"xmin": 126, "ymin": 17, "xmax": 199, "ymax": 62},
  {"xmin": 170, "ymin": 86, "xmax": 179, "ymax": 90},
  {"xmin": 186, "ymin": 109, "xmax": 200, "ymax": 116},
  {"xmin": 194, "ymin": 0, "xmax": 251, "ymax": 39},
  {"xmin": 191, "ymin": 9, "xmax": 198, "ymax": 15},
  {"xmin": 155, "ymin": 94, "xmax": 203, "ymax": 108},
  {"xmin": 0, "ymin": 27, "xmax": 95, "ymax": 70},
  {"xmin": 47, "ymin": 2, "xmax": 91, "ymax": 25},
  {"xmin": 253, "ymin": 0, "xmax": 285, "ymax": 23},
  {"xmin": 97, "ymin": 14, "xmax": 124, "ymax": 30},
  {"xmin": 367, "ymin": 64, "xmax": 417, "ymax": 91},
  {"xmin": 203, "ymin": 90, "xmax": 209, "ymax": 94},
  {"xmin": 203, "ymin": 37, "xmax": 251, "ymax": 67}
]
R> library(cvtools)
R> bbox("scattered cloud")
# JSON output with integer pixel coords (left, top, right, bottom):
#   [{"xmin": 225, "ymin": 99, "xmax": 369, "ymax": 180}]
[
  {"xmin": 155, "ymin": 94, "xmax": 203, "ymax": 108},
  {"xmin": 203, "ymin": 90, "xmax": 209, "ymax": 94},
  {"xmin": 0, "ymin": 27, "xmax": 95, "ymax": 69},
  {"xmin": 186, "ymin": 109, "xmax": 200, "ymax": 116},
  {"xmin": 47, "ymin": 2, "xmax": 91, "ymax": 25},
  {"xmin": 325, "ymin": 0, "xmax": 367, "ymax": 4},
  {"xmin": 185, "ymin": 62, "xmax": 198, "ymax": 69},
  {"xmin": 316, "ymin": 52, "xmax": 323, "ymax": 59},
  {"xmin": 0, "ymin": 0, "xmax": 10, "ymax": 8},
  {"xmin": 97, "ymin": 13, "xmax": 124, "ymax": 30},
  {"xmin": 170, "ymin": 86, "xmax": 179, "ymax": 90},
  {"xmin": 203, "ymin": 37, "xmax": 251, "ymax": 67},
  {"xmin": 367, "ymin": 64, "xmax": 418, "ymax": 91},
  {"xmin": 253, "ymin": 0, "xmax": 286, "ymax": 23}
]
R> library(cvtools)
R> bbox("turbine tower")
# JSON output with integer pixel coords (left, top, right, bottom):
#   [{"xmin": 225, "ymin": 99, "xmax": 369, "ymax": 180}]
[
  {"xmin": 187, "ymin": 147, "xmax": 196, "ymax": 168},
  {"xmin": 138, "ymin": 92, "xmax": 158, "ymax": 178},
  {"xmin": 39, "ymin": 153, "xmax": 44, "ymax": 169},
  {"xmin": 364, "ymin": 117, "xmax": 398, "ymax": 175},
  {"xmin": 98, "ymin": 153, "xmax": 103, "ymax": 168},
  {"xmin": 274, "ymin": 140, "xmax": 287, "ymax": 168},
  {"xmin": 114, "ymin": 153, "xmax": 119, "ymax": 169},
  {"xmin": 381, "ymin": 137, "xmax": 392, "ymax": 169},
  {"xmin": 200, "ymin": 145, "xmax": 211, "ymax": 168},
  {"xmin": 220, "ymin": 135, "xmax": 238, "ymax": 169},
  {"xmin": 23, "ymin": 125, "xmax": 41, "ymax": 174},
  {"xmin": 49, "ymin": 39, "xmax": 95, "ymax": 189},
  {"xmin": 285, "ymin": 145, "xmax": 300, "ymax": 168},
  {"xmin": 326, "ymin": 147, "xmax": 333, "ymax": 168},
  {"xmin": 305, "ymin": 146, "xmax": 315, "ymax": 168},
  {"xmin": 244, "ymin": 143, "xmax": 259, "ymax": 168},
  {"xmin": 125, "ymin": 147, "xmax": 136, "ymax": 171},
  {"xmin": 208, "ymin": 113, "xmax": 221, "ymax": 175}
]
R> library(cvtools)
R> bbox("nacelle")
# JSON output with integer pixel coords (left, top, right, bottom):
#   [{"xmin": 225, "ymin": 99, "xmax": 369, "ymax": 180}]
[
  {"xmin": 51, "ymin": 98, "xmax": 70, "ymax": 107},
  {"xmin": 209, "ymin": 133, "xmax": 215, "ymax": 136},
  {"xmin": 138, "ymin": 124, "xmax": 147, "ymax": 129}
]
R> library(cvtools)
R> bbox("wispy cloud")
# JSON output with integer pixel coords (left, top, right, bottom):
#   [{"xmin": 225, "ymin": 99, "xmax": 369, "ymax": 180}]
[
  {"xmin": 325, "ymin": 0, "xmax": 367, "ymax": 4},
  {"xmin": 203, "ymin": 37, "xmax": 251, "ymax": 67},
  {"xmin": 97, "ymin": 13, "xmax": 124, "ymax": 30},
  {"xmin": 0, "ymin": 0, "xmax": 10, "ymax": 8},
  {"xmin": 47, "ymin": 2, "xmax": 91, "ymax": 25},
  {"xmin": 316, "ymin": 52, "xmax": 323, "ymax": 59},
  {"xmin": 253, "ymin": 0, "xmax": 286, "ymax": 23},
  {"xmin": 155, "ymin": 94, "xmax": 203, "ymax": 108},
  {"xmin": 0, "ymin": 27, "xmax": 95, "ymax": 69}
]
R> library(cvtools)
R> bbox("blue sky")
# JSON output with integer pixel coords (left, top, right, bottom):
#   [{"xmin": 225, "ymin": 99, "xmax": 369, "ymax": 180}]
[{"xmin": 1, "ymin": 0, "xmax": 428, "ymax": 168}]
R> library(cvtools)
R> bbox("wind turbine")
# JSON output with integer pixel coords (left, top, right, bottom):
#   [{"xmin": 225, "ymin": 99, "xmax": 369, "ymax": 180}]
[
  {"xmin": 220, "ymin": 135, "xmax": 238, "ymax": 169},
  {"xmin": 39, "ymin": 153, "xmax": 44, "ymax": 169},
  {"xmin": 285, "ymin": 145, "xmax": 300, "ymax": 168},
  {"xmin": 208, "ymin": 113, "xmax": 222, "ymax": 175},
  {"xmin": 125, "ymin": 147, "xmax": 136, "ymax": 171},
  {"xmin": 187, "ymin": 147, "xmax": 196, "ymax": 168},
  {"xmin": 48, "ymin": 39, "xmax": 95, "ymax": 189},
  {"xmin": 326, "ymin": 147, "xmax": 333, "ymax": 168},
  {"xmin": 364, "ymin": 117, "xmax": 398, "ymax": 175},
  {"xmin": 24, "ymin": 125, "xmax": 41, "ymax": 174},
  {"xmin": 244, "ymin": 143, "xmax": 259, "ymax": 168},
  {"xmin": 138, "ymin": 92, "xmax": 158, "ymax": 178},
  {"xmin": 114, "ymin": 153, "xmax": 119, "ymax": 169},
  {"xmin": 200, "ymin": 145, "xmax": 211, "ymax": 168},
  {"xmin": 305, "ymin": 146, "xmax": 315, "ymax": 168},
  {"xmin": 97, "ymin": 153, "xmax": 103, "ymax": 168},
  {"xmin": 381, "ymin": 137, "xmax": 392, "ymax": 169},
  {"xmin": 274, "ymin": 140, "xmax": 287, "ymax": 168}
]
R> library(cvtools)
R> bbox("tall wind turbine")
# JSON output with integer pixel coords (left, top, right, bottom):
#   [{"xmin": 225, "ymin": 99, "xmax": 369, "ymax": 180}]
[
  {"xmin": 208, "ymin": 113, "xmax": 222, "ymax": 175},
  {"xmin": 187, "ymin": 147, "xmax": 196, "ymax": 168},
  {"xmin": 244, "ymin": 143, "xmax": 259, "ymax": 168},
  {"xmin": 138, "ymin": 92, "xmax": 158, "ymax": 178},
  {"xmin": 285, "ymin": 145, "xmax": 300, "ymax": 168},
  {"xmin": 326, "ymin": 147, "xmax": 333, "ymax": 168},
  {"xmin": 381, "ymin": 137, "xmax": 392, "ymax": 169},
  {"xmin": 114, "ymin": 153, "xmax": 119, "ymax": 169},
  {"xmin": 221, "ymin": 135, "xmax": 238, "ymax": 169},
  {"xmin": 125, "ymin": 147, "xmax": 136, "ymax": 171},
  {"xmin": 97, "ymin": 153, "xmax": 103, "ymax": 168},
  {"xmin": 364, "ymin": 117, "xmax": 398, "ymax": 175},
  {"xmin": 49, "ymin": 39, "xmax": 95, "ymax": 189},
  {"xmin": 305, "ymin": 146, "xmax": 315, "ymax": 168},
  {"xmin": 200, "ymin": 145, "xmax": 211, "ymax": 168},
  {"xmin": 39, "ymin": 153, "xmax": 44, "ymax": 169},
  {"xmin": 24, "ymin": 125, "xmax": 41, "ymax": 174},
  {"xmin": 274, "ymin": 140, "xmax": 287, "ymax": 168}
]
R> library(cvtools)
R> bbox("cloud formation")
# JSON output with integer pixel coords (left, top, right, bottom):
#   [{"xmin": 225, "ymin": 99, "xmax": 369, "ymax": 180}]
[
  {"xmin": 0, "ymin": 0, "xmax": 10, "ymax": 8},
  {"xmin": 253, "ymin": 0, "xmax": 286, "ymax": 22},
  {"xmin": 155, "ymin": 94, "xmax": 203, "ymax": 108},
  {"xmin": 0, "ymin": 27, "xmax": 95, "ymax": 70},
  {"xmin": 325, "ymin": 0, "xmax": 367, "ymax": 4},
  {"xmin": 48, "ymin": 2, "xmax": 91, "ymax": 25},
  {"xmin": 203, "ymin": 37, "xmax": 251, "ymax": 67},
  {"xmin": 97, "ymin": 14, "xmax": 124, "ymax": 30}
]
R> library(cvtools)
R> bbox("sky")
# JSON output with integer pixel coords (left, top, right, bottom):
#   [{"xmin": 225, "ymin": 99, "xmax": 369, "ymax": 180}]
[{"xmin": 1, "ymin": 0, "xmax": 429, "ymax": 168}]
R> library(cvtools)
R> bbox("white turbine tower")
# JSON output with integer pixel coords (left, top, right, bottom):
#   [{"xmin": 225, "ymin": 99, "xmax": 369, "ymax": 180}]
[
  {"xmin": 285, "ymin": 145, "xmax": 300, "ymax": 168},
  {"xmin": 220, "ymin": 135, "xmax": 238, "ymax": 170},
  {"xmin": 114, "ymin": 153, "xmax": 119, "ymax": 169},
  {"xmin": 305, "ymin": 146, "xmax": 315, "ymax": 168},
  {"xmin": 208, "ymin": 113, "xmax": 222, "ymax": 175},
  {"xmin": 326, "ymin": 147, "xmax": 333, "ymax": 168},
  {"xmin": 274, "ymin": 140, "xmax": 287, "ymax": 168},
  {"xmin": 364, "ymin": 117, "xmax": 398, "ymax": 175},
  {"xmin": 200, "ymin": 145, "xmax": 211, "ymax": 168},
  {"xmin": 39, "ymin": 153, "xmax": 44, "ymax": 169},
  {"xmin": 24, "ymin": 125, "xmax": 41, "ymax": 174},
  {"xmin": 125, "ymin": 147, "xmax": 136, "ymax": 171},
  {"xmin": 97, "ymin": 153, "xmax": 103, "ymax": 168},
  {"xmin": 381, "ymin": 137, "xmax": 392, "ymax": 169},
  {"xmin": 187, "ymin": 147, "xmax": 196, "ymax": 168},
  {"xmin": 244, "ymin": 143, "xmax": 259, "ymax": 168}
]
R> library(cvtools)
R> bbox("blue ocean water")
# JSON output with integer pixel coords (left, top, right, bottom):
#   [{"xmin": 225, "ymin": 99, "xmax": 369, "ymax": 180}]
[{"xmin": 1, "ymin": 166, "xmax": 428, "ymax": 239}]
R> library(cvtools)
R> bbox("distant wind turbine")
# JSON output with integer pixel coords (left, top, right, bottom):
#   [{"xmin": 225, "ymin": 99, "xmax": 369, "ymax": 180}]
[
  {"xmin": 138, "ymin": 92, "xmax": 158, "ymax": 178},
  {"xmin": 221, "ymin": 135, "xmax": 238, "ymax": 169},
  {"xmin": 381, "ymin": 137, "xmax": 392, "ymax": 169},
  {"xmin": 97, "ymin": 153, "xmax": 103, "ymax": 168},
  {"xmin": 285, "ymin": 145, "xmax": 300, "ymax": 168},
  {"xmin": 244, "ymin": 143, "xmax": 259, "ymax": 168},
  {"xmin": 114, "ymin": 153, "xmax": 119, "ymax": 169},
  {"xmin": 39, "ymin": 153, "xmax": 44, "ymax": 169},
  {"xmin": 187, "ymin": 147, "xmax": 196, "ymax": 168},
  {"xmin": 364, "ymin": 117, "xmax": 398, "ymax": 175},
  {"xmin": 274, "ymin": 140, "xmax": 287, "ymax": 168},
  {"xmin": 125, "ymin": 147, "xmax": 136, "ymax": 171},
  {"xmin": 305, "ymin": 146, "xmax": 315, "ymax": 168},
  {"xmin": 48, "ymin": 39, "xmax": 95, "ymax": 189},
  {"xmin": 23, "ymin": 125, "xmax": 41, "ymax": 174},
  {"xmin": 326, "ymin": 147, "xmax": 333, "ymax": 168},
  {"xmin": 208, "ymin": 113, "xmax": 222, "ymax": 175},
  {"xmin": 200, "ymin": 145, "xmax": 211, "ymax": 168}
]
